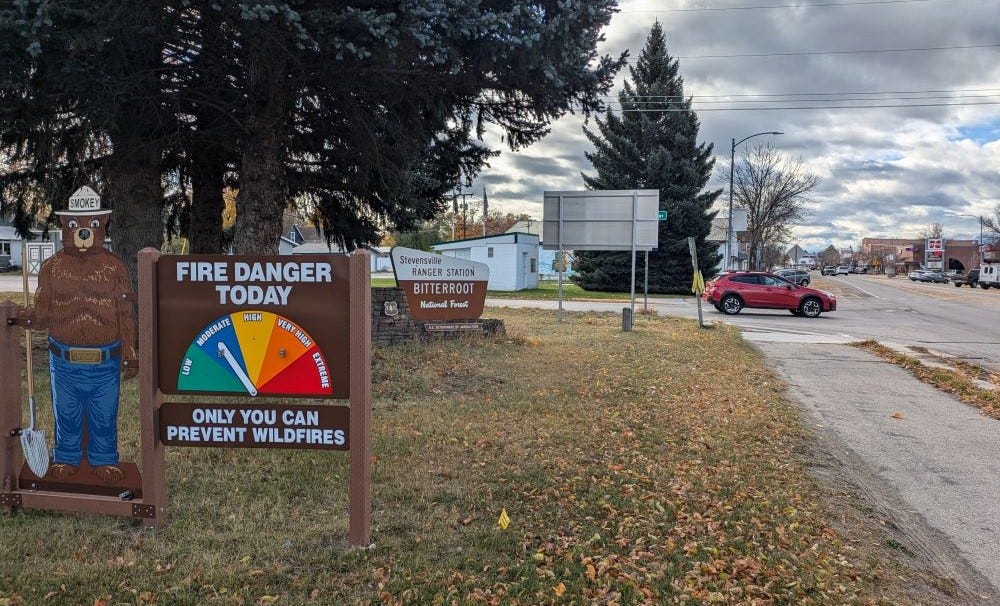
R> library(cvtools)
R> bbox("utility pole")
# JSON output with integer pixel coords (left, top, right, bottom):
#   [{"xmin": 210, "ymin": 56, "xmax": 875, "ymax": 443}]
[
  {"xmin": 454, "ymin": 191, "xmax": 473, "ymax": 239},
  {"xmin": 482, "ymin": 188, "xmax": 489, "ymax": 237}
]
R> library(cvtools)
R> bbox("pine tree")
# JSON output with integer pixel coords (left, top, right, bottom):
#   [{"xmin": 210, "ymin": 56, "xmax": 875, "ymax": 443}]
[{"xmin": 573, "ymin": 22, "xmax": 721, "ymax": 294}]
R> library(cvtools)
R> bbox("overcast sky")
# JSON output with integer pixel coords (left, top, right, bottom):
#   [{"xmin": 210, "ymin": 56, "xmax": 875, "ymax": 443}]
[{"xmin": 467, "ymin": 0, "xmax": 1000, "ymax": 253}]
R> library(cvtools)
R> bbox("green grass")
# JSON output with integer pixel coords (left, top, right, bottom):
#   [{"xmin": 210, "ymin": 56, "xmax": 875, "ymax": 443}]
[{"xmin": 0, "ymin": 311, "xmax": 933, "ymax": 605}]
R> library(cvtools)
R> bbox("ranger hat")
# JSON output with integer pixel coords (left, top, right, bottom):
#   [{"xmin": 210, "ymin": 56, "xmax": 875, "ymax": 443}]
[{"xmin": 56, "ymin": 185, "xmax": 112, "ymax": 217}]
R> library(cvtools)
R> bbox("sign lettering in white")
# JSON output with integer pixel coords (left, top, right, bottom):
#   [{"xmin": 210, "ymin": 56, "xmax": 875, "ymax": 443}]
[{"xmin": 173, "ymin": 260, "xmax": 334, "ymax": 305}]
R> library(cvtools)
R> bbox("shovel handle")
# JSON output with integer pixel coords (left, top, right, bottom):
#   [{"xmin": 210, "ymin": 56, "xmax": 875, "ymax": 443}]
[{"xmin": 22, "ymin": 242, "xmax": 34, "ymax": 400}]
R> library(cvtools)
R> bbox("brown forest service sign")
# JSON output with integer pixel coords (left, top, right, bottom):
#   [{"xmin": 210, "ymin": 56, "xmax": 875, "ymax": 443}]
[
  {"xmin": 391, "ymin": 247, "xmax": 489, "ymax": 321},
  {"xmin": 157, "ymin": 255, "xmax": 351, "ymax": 399}
]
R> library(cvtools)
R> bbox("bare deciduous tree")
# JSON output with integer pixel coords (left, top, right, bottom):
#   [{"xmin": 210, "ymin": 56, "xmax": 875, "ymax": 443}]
[
  {"xmin": 732, "ymin": 143, "xmax": 818, "ymax": 270},
  {"xmin": 982, "ymin": 205, "xmax": 1000, "ymax": 242},
  {"xmin": 918, "ymin": 223, "xmax": 945, "ymax": 239}
]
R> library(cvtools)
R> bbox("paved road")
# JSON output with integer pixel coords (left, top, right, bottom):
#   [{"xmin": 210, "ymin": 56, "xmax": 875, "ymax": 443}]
[
  {"xmin": 490, "ymin": 273, "xmax": 1000, "ymax": 369},
  {"xmin": 761, "ymin": 342, "xmax": 1000, "ymax": 598}
]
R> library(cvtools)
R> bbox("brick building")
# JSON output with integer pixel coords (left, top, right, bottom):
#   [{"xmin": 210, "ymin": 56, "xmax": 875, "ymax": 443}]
[{"xmin": 860, "ymin": 237, "xmax": 981, "ymax": 274}]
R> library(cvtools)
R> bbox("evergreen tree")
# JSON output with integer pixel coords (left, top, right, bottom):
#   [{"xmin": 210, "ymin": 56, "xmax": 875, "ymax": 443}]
[
  {"xmin": 2, "ymin": 1, "xmax": 626, "ymax": 272},
  {"xmin": 573, "ymin": 22, "xmax": 720, "ymax": 294}
]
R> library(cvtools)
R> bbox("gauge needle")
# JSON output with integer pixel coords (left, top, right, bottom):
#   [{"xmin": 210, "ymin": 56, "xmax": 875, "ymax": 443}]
[{"xmin": 217, "ymin": 342, "xmax": 258, "ymax": 396}]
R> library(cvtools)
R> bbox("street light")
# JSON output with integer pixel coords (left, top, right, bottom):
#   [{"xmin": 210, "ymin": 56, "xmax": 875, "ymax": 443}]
[{"xmin": 727, "ymin": 131, "xmax": 783, "ymax": 271}]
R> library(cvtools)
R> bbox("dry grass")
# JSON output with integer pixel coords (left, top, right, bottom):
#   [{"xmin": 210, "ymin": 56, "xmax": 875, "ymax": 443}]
[{"xmin": 0, "ymin": 310, "xmax": 927, "ymax": 605}]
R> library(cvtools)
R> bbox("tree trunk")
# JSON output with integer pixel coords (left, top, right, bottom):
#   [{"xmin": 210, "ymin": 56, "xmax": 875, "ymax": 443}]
[
  {"xmin": 187, "ymin": 151, "xmax": 226, "ymax": 254},
  {"xmin": 232, "ymin": 43, "xmax": 288, "ymax": 255},
  {"xmin": 104, "ymin": 133, "xmax": 163, "ymax": 286}
]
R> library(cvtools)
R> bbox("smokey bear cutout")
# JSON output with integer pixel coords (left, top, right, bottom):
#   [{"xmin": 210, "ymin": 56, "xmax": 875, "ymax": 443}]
[{"xmin": 28, "ymin": 199, "xmax": 138, "ymax": 486}]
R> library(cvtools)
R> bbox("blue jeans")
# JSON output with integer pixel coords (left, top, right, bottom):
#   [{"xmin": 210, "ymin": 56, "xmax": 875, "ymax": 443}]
[{"xmin": 49, "ymin": 338, "xmax": 122, "ymax": 467}]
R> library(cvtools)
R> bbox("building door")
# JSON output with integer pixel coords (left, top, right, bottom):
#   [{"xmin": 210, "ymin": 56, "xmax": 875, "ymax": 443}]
[{"xmin": 26, "ymin": 243, "xmax": 54, "ymax": 275}]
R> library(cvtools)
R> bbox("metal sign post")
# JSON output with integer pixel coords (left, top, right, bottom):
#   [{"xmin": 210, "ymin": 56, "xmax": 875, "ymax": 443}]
[
  {"xmin": 557, "ymin": 194, "xmax": 564, "ymax": 324},
  {"xmin": 628, "ymin": 191, "xmax": 637, "ymax": 331},
  {"xmin": 688, "ymin": 237, "xmax": 707, "ymax": 329}
]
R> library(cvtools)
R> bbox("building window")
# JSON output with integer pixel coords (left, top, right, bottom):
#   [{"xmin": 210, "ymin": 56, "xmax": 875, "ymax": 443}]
[
  {"xmin": 0, "ymin": 241, "xmax": 10, "ymax": 256},
  {"xmin": 530, "ymin": 258, "xmax": 537, "ymax": 273},
  {"xmin": 487, "ymin": 247, "xmax": 494, "ymax": 258}
]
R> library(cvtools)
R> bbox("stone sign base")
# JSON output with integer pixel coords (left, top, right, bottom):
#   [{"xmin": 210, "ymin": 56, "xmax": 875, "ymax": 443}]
[{"xmin": 372, "ymin": 288, "xmax": 504, "ymax": 346}]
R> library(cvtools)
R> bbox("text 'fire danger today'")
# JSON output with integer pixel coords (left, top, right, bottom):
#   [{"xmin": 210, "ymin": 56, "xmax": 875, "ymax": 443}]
[{"xmin": 175, "ymin": 261, "xmax": 333, "ymax": 305}]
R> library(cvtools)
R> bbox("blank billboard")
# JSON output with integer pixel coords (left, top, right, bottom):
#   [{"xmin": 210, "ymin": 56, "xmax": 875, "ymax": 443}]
[{"xmin": 542, "ymin": 190, "xmax": 660, "ymax": 251}]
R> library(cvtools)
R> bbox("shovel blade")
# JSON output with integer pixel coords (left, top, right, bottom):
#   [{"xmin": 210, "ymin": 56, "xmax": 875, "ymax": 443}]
[{"xmin": 21, "ymin": 429, "xmax": 50, "ymax": 478}]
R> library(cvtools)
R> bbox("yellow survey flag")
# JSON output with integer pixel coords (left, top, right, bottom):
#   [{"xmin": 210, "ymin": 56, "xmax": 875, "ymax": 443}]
[
  {"xmin": 497, "ymin": 508, "xmax": 511, "ymax": 530},
  {"xmin": 691, "ymin": 270, "xmax": 705, "ymax": 294}
]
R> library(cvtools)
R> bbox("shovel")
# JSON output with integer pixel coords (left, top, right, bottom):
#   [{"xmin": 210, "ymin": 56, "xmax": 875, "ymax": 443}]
[{"xmin": 20, "ymin": 243, "xmax": 49, "ymax": 478}]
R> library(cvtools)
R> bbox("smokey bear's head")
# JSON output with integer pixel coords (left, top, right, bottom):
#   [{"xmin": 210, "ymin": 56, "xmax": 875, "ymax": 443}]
[{"xmin": 59, "ymin": 212, "xmax": 111, "ymax": 256}]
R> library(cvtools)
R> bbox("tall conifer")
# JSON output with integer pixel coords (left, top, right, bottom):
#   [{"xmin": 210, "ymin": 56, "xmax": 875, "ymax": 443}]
[{"xmin": 573, "ymin": 22, "xmax": 720, "ymax": 293}]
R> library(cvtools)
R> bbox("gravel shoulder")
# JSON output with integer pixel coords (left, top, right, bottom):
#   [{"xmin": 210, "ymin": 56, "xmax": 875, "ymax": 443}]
[{"xmin": 759, "ymin": 341, "xmax": 1000, "ymax": 605}]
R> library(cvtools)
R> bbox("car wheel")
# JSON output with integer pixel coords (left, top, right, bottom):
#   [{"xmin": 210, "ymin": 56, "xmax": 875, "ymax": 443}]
[
  {"xmin": 721, "ymin": 294, "xmax": 743, "ymax": 315},
  {"xmin": 954, "ymin": 283, "xmax": 961, "ymax": 287},
  {"xmin": 800, "ymin": 279, "xmax": 809, "ymax": 286},
  {"xmin": 982, "ymin": 284, "xmax": 991, "ymax": 290},
  {"xmin": 800, "ymin": 297, "xmax": 822, "ymax": 318}
]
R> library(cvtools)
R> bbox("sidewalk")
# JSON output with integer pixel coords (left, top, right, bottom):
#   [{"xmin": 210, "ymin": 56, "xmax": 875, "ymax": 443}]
[{"xmin": 759, "ymin": 341, "xmax": 1000, "ymax": 599}]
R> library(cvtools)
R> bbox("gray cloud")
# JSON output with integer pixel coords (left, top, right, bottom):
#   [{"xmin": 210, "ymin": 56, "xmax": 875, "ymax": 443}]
[{"xmin": 468, "ymin": 0, "xmax": 1000, "ymax": 250}]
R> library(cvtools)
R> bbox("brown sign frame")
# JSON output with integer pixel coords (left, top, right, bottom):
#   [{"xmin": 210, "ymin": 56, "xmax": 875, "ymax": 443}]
[{"xmin": 156, "ymin": 255, "xmax": 351, "ymax": 399}]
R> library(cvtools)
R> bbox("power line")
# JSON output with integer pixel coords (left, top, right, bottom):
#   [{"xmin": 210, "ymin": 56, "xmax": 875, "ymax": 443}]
[
  {"xmin": 620, "ymin": 0, "xmax": 942, "ymax": 11},
  {"xmin": 599, "ymin": 87, "xmax": 1000, "ymax": 100},
  {"xmin": 603, "ymin": 93, "xmax": 1000, "ymax": 105},
  {"xmin": 675, "ymin": 43, "xmax": 1000, "ymax": 59},
  {"xmin": 610, "ymin": 100, "xmax": 1000, "ymax": 111}
]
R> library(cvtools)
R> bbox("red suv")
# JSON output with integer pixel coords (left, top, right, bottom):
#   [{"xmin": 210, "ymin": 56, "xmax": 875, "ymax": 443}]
[{"xmin": 703, "ymin": 272, "xmax": 837, "ymax": 317}]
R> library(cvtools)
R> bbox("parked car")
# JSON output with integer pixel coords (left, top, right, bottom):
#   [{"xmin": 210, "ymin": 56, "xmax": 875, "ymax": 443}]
[
  {"xmin": 835, "ymin": 266, "xmax": 850, "ymax": 276},
  {"xmin": 773, "ymin": 268, "xmax": 811, "ymax": 286},
  {"xmin": 952, "ymin": 269, "xmax": 979, "ymax": 288},
  {"xmin": 850, "ymin": 266, "xmax": 868, "ymax": 274},
  {"xmin": 822, "ymin": 265, "xmax": 836, "ymax": 276},
  {"xmin": 917, "ymin": 271, "xmax": 949, "ymax": 283},
  {"xmin": 908, "ymin": 270, "xmax": 928, "ymax": 281},
  {"xmin": 703, "ymin": 272, "xmax": 837, "ymax": 318}
]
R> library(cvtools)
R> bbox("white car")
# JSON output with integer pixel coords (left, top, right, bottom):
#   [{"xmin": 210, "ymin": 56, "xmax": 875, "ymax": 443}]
[
  {"xmin": 908, "ymin": 270, "xmax": 928, "ymax": 281},
  {"xmin": 835, "ymin": 266, "xmax": 850, "ymax": 276}
]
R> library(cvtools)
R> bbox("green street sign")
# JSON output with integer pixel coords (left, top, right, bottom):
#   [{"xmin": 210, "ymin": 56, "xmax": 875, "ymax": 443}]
[{"xmin": 657, "ymin": 210, "xmax": 668, "ymax": 221}]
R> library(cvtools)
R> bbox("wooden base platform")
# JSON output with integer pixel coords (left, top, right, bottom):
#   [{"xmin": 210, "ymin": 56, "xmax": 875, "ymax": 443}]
[{"xmin": 18, "ymin": 460, "xmax": 143, "ymax": 499}]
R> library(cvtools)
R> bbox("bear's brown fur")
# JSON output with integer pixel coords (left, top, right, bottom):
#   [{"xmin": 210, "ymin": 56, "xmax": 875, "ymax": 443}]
[{"xmin": 27, "ymin": 212, "xmax": 137, "ymax": 483}]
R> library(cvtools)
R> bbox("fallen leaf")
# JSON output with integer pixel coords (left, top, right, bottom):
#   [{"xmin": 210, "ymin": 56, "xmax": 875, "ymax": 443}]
[
  {"xmin": 586, "ymin": 564, "xmax": 596, "ymax": 581},
  {"xmin": 554, "ymin": 582, "xmax": 566, "ymax": 596},
  {"xmin": 891, "ymin": 412, "xmax": 904, "ymax": 419},
  {"xmin": 258, "ymin": 596, "xmax": 279, "ymax": 605}
]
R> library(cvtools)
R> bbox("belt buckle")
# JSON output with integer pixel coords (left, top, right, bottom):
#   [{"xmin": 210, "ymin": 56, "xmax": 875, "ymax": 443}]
[{"xmin": 68, "ymin": 348, "xmax": 102, "ymax": 364}]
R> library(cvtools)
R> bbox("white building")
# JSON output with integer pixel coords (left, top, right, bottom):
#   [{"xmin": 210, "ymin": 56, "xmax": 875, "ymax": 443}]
[{"xmin": 432, "ymin": 232, "xmax": 540, "ymax": 291}]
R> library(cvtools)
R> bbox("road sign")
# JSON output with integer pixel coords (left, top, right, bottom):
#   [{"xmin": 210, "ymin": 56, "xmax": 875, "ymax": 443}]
[{"xmin": 658, "ymin": 210, "xmax": 667, "ymax": 221}]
